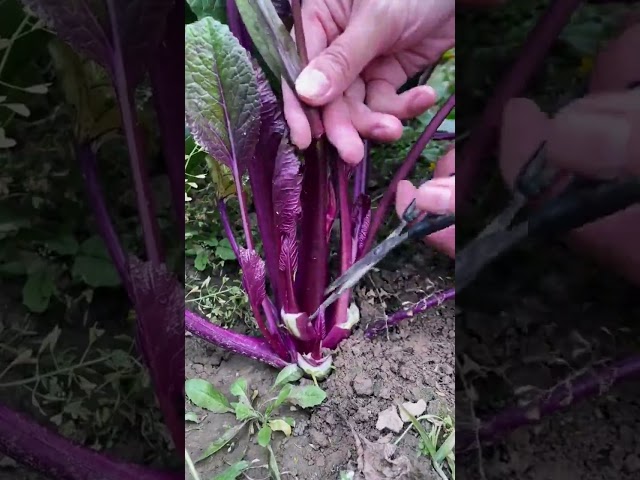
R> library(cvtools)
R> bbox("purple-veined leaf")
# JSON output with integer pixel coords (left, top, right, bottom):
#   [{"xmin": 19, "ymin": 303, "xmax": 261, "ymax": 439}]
[
  {"xmin": 185, "ymin": 17, "xmax": 260, "ymax": 173},
  {"xmin": 238, "ymin": 247, "xmax": 267, "ymax": 306},
  {"xmin": 351, "ymin": 194, "xmax": 371, "ymax": 260},
  {"xmin": 234, "ymin": 0, "xmax": 301, "ymax": 88},
  {"xmin": 22, "ymin": 0, "xmax": 173, "ymax": 87},
  {"xmin": 273, "ymin": 138, "xmax": 302, "ymax": 272},
  {"xmin": 128, "ymin": 256, "xmax": 184, "ymax": 453}
]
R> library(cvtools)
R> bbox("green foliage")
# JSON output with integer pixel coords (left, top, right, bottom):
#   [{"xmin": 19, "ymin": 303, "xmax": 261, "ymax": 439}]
[{"xmin": 185, "ymin": 371, "xmax": 327, "ymax": 476}]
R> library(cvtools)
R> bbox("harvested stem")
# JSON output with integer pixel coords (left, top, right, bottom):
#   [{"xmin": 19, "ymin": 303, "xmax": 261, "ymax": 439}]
[
  {"xmin": 457, "ymin": 354, "xmax": 640, "ymax": 453},
  {"xmin": 365, "ymin": 289, "xmax": 455, "ymax": 338}
]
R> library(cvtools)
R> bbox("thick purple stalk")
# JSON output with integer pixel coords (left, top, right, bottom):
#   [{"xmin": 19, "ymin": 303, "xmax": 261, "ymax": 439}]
[
  {"xmin": 217, "ymin": 199, "xmax": 242, "ymax": 260},
  {"xmin": 148, "ymin": 0, "xmax": 184, "ymax": 227},
  {"xmin": 185, "ymin": 310, "xmax": 289, "ymax": 368},
  {"xmin": 227, "ymin": 0, "xmax": 253, "ymax": 50},
  {"xmin": 0, "ymin": 404, "xmax": 177, "ymax": 480},
  {"xmin": 457, "ymin": 354, "xmax": 640, "ymax": 453},
  {"xmin": 353, "ymin": 143, "xmax": 369, "ymax": 203},
  {"xmin": 295, "ymin": 141, "xmax": 329, "ymax": 314},
  {"xmin": 365, "ymin": 289, "xmax": 456, "ymax": 338},
  {"xmin": 433, "ymin": 131, "xmax": 456, "ymax": 141},
  {"xmin": 76, "ymin": 142, "xmax": 131, "ymax": 296},
  {"xmin": 456, "ymin": 0, "xmax": 582, "ymax": 212},
  {"xmin": 363, "ymin": 94, "xmax": 456, "ymax": 254},
  {"xmin": 106, "ymin": 0, "xmax": 163, "ymax": 265}
]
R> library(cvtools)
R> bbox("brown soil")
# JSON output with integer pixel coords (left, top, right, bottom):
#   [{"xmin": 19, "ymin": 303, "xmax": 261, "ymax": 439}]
[
  {"xmin": 185, "ymin": 247, "xmax": 456, "ymax": 479},
  {"xmin": 456, "ymin": 242, "xmax": 640, "ymax": 479}
]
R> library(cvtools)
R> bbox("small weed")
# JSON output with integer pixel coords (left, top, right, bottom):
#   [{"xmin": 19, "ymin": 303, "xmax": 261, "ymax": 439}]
[{"xmin": 185, "ymin": 365, "xmax": 327, "ymax": 479}]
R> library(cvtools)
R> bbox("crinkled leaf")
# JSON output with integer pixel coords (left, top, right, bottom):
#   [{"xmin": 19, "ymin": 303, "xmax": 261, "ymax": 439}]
[
  {"xmin": 273, "ymin": 139, "xmax": 302, "ymax": 237},
  {"xmin": 185, "ymin": 17, "xmax": 260, "ymax": 172},
  {"xmin": 197, "ymin": 422, "xmax": 247, "ymax": 462},
  {"xmin": 238, "ymin": 248, "xmax": 266, "ymax": 306},
  {"xmin": 235, "ymin": 0, "xmax": 301, "ymax": 87},
  {"xmin": 257, "ymin": 425, "xmax": 272, "ymax": 447},
  {"xmin": 287, "ymin": 385, "xmax": 327, "ymax": 409},
  {"xmin": 274, "ymin": 364, "xmax": 303, "ymax": 389},
  {"xmin": 23, "ymin": 0, "xmax": 173, "ymax": 86},
  {"xmin": 185, "ymin": 378, "xmax": 233, "ymax": 413},
  {"xmin": 187, "ymin": 0, "xmax": 226, "ymax": 22}
]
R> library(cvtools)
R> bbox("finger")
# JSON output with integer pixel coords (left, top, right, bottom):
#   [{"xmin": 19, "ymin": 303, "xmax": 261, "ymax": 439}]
[
  {"xmin": 323, "ymin": 96, "xmax": 365, "ymax": 164},
  {"xmin": 299, "ymin": 0, "xmax": 330, "ymax": 59},
  {"xmin": 498, "ymin": 98, "xmax": 550, "ymax": 188},
  {"xmin": 367, "ymin": 82, "xmax": 437, "ymax": 119},
  {"xmin": 395, "ymin": 180, "xmax": 418, "ymax": 218},
  {"xmin": 345, "ymin": 81, "xmax": 403, "ymax": 142},
  {"xmin": 590, "ymin": 22, "xmax": 640, "ymax": 92},
  {"xmin": 416, "ymin": 176, "xmax": 455, "ymax": 214},
  {"xmin": 295, "ymin": 16, "xmax": 381, "ymax": 106},
  {"xmin": 548, "ymin": 91, "xmax": 640, "ymax": 178},
  {"xmin": 282, "ymin": 81, "xmax": 312, "ymax": 149},
  {"xmin": 433, "ymin": 148, "xmax": 455, "ymax": 178}
]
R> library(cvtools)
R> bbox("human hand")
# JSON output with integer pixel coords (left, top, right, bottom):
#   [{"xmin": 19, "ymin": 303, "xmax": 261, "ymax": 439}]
[
  {"xmin": 395, "ymin": 148, "xmax": 455, "ymax": 258},
  {"xmin": 498, "ymin": 19, "xmax": 640, "ymax": 285},
  {"xmin": 283, "ymin": 0, "xmax": 455, "ymax": 164}
]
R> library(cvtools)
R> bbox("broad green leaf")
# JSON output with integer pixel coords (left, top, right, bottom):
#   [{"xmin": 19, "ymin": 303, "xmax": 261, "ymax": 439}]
[
  {"xmin": 235, "ymin": 0, "xmax": 301, "ymax": 88},
  {"xmin": 46, "ymin": 233, "xmax": 79, "ymax": 256},
  {"xmin": 185, "ymin": 378, "xmax": 233, "ymax": 413},
  {"xmin": 194, "ymin": 250, "xmax": 209, "ymax": 271},
  {"xmin": 267, "ymin": 384, "xmax": 292, "ymax": 415},
  {"xmin": 22, "ymin": 267, "xmax": 55, "ymax": 313},
  {"xmin": 233, "ymin": 402, "xmax": 258, "ymax": 421},
  {"xmin": 187, "ymin": 0, "xmax": 226, "ymax": 22},
  {"xmin": 185, "ymin": 411, "xmax": 199, "ymax": 422},
  {"xmin": 287, "ymin": 385, "xmax": 326, "ymax": 409},
  {"xmin": 185, "ymin": 17, "xmax": 260, "ymax": 173},
  {"xmin": 257, "ymin": 425, "xmax": 272, "ymax": 447},
  {"xmin": 71, "ymin": 255, "xmax": 121, "ymax": 287},
  {"xmin": 274, "ymin": 364, "xmax": 303, "ymax": 389},
  {"xmin": 197, "ymin": 422, "xmax": 247, "ymax": 462},
  {"xmin": 269, "ymin": 419, "xmax": 291, "ymax": 437},
  {"xmin": 211, "ymin": 461, "xmax": 251, "ymax": 480}
]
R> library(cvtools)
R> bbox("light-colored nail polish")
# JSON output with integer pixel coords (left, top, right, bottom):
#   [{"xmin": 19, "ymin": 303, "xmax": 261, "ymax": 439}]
[{"xmin": 295, "ymin": 68, "xmax": 330, "ymax": 100}]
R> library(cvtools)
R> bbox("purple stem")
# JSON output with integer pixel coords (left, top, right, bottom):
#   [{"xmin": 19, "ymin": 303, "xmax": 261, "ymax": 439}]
[
  {"xmin": 0, "ymin": 404, "xmax": 178, "ymax": 480},
  {"xmin": 76, "ymin": 142, "xmax": 132, "ymax": 297},
  {"xmin": 365, "ymin": 288, "xmax": 456, "ymax": 338},
  {"xmin": 295, "ymin": 141, "xmax": 329, "ymax": 315},
  {"xmin": 353, "ymin": 142, "xmax": 369, "ymax": 203},
  {"xmin": 456, "ymin": 0, "xmax": 582, "ymax": 212},
  {"xmin": 185, "ymin": 310, "xmax": 289, "ymax": 369},
  {"xmin": 148, "ymin": 0, "xmax": 184, "ymax": 227},
  {"xmin": 106, "ymin": 0, "xmax": 163, "ymax": 265},
  {"xmin": 433, "ymin": 131, "xmax": 456, "ymax": 141},
  {"xmin": 217, "ymin": 199, "xmax": 242, "ymax": 260},
  {"xmin": 457, "ymin": 354, "xmax": 640, "ymax": 453},
  {"xmin": 363, "ymin": 94, "xmax": 456, "ymax": 254},
  {"xmin": 227, "ymin": 0, "xmax": 253, "ymax": 50}
]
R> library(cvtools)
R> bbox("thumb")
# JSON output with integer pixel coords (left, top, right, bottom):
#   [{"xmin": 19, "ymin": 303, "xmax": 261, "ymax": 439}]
[{"xmin": 295, "ymin": 19, "xmax": 380, "ymax": 107}]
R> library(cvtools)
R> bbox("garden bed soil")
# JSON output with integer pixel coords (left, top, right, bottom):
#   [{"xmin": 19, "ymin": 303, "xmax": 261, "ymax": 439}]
[
  {"xmin": 185, "ymin": 248, "xmax": 456, "ymax": 479},
  {"xmin": 456, "ymin": 242, "xmax": 640, "ymax": 479}
]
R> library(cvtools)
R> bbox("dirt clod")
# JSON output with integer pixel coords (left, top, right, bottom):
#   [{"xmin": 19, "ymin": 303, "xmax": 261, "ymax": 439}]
[
  {"xmin": 376, "ymin": 406, "xmax": 404, "ymax": 433},
  {"xmin": 353, "ymin": 373, "xmax": 374, "ymax": 396}
]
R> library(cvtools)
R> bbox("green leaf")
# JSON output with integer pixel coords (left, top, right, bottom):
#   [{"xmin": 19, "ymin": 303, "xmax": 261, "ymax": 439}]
[
  {"xmin": 187, "ymin": 0, "xmax": 226, "ymax": 22},
  {"xmin": 215, "ymin": 245, "xmax": 236, "ymax": 261},
  {"xmin": 197, "ymin": 422, "xmax": 247, "ymax": 462},
  {"xmin": 229, "ymin": 378, "xmax": 250, "ymax": 402},
  {"xmin": 269, "ymin": 418, "xmax": 291, "ymax": 437},
  {"xmin": 233, "ymin": 402, "xmax": 258, "ymax": 421},
  {"xmin": 185, "ymin": 17, "xmax": 260, "ymax": 173},
  {"xmin": 235, "ymin": 0, "xmax": 301, "ymax": 88},
  {"xmin": 267, "ymin": 445, "xmax": 282, "ymax": 480},
  {"xmin": 71, "ymin": 255, "xmax": 121, "ymax": 287},
  {"xmin": 185, "ymin": 411, "xmax": 200, "ymax": 423},
  {"xmin": 194, "ymin": 250, "xmax": 209, "ymax": 271},
  {"xmin": 257, "ymin": 425, "xmax": 272, "ymax": 447},
  {"xmin": 211, "ymin": 461, "xmax": 251, "ymax": 480},
  {"xmin": 22, "ymin": 267, "xmax": 55, "ymax": 313},
  {"xmin": 273, "ymin": 364, "xmax": 303, "ymax": 389},
  {"xmin": 46, "ymin": 234, "xmax": 79, "ymax": 256},
  {"xmin": 185, "ymin": 378, "xmax": 233, "ymax": 413},
  {"xmin": 287, "ymin": 385, "xmax": 326, "ymax": 409},
  {"xmin": 267, "ymin": 384, "xmax": 292, "ymax": 415}
]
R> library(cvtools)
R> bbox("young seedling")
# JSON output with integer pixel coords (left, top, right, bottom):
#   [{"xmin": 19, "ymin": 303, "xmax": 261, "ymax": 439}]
[{"xmin": 185, "ymin": 364, "xmax": 327, "ymax": 478}]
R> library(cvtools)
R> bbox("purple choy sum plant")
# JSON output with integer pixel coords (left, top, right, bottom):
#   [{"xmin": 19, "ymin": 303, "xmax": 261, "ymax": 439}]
[{"xmin": 184, "ymin": 0, "xmax": 456, "ymax": 379}]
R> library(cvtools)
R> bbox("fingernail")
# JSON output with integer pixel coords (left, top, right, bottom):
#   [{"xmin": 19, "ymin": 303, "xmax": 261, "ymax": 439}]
[
  {"xmin": 296, "ymin": 68, "xmax": 330, "ymax": 100},
  {"xmin": 418, "ymin": 184, "xmax": 452, "ymax": 214}
]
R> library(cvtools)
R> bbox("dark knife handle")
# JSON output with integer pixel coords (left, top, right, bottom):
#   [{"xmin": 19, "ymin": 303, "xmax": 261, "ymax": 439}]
[
  {"xmin": 407, "ymin": 214, "xmax": 455, "ymax": 240},
  {"xmin": 528, "ymin": 179, "xmax": 640, "ymax": 237}
]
